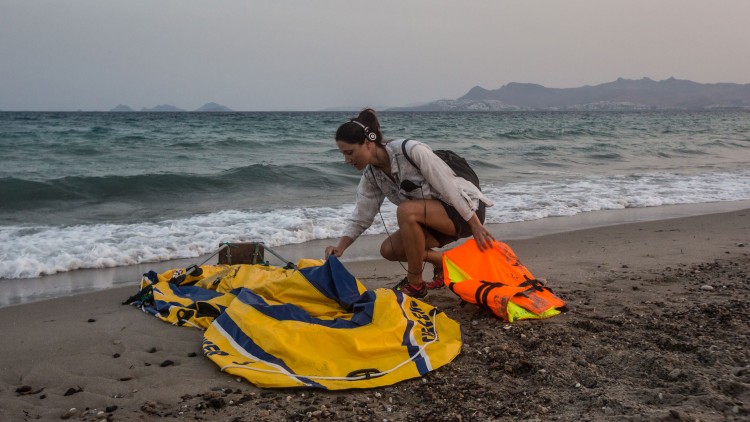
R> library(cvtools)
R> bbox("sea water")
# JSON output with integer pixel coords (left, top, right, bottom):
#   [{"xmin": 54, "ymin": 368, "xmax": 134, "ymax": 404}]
[{"xmin": 1, "ymin": 110, "xmax": 749, "ymax": 284}]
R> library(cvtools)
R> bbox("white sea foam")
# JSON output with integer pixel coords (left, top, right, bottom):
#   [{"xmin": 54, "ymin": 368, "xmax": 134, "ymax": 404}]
[
  {"xmin": 482, "ymin": 171, "xmax": 750, "ymax": 223},
  {"xmin": 2, "ymin": 170, "xmax": 749, "ymax": 279}
]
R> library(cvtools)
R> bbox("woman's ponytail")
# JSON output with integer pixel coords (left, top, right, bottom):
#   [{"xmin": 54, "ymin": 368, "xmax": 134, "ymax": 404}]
[{"xmin": 335, "ymin": 108, "xmax": 383, "ymax": 145}]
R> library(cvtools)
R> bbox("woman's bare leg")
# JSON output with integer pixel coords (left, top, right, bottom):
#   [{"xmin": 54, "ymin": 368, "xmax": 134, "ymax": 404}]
[
  {"xmin": 380, "ymin": 200, "xmax": 456, "ymax": 285},
  {"xmin": 381, "ymin": 232, "xmax": 443, "ymax": 266}
]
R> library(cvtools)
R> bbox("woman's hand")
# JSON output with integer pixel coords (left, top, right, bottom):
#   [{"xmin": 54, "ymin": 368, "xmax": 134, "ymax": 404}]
[
  {"xmin": 325, "ymin": 236, "xmax": 354, "ymax": 259},
  {"xmin": 469, "ymin": 215, "xmax": 495, "ymax": 252},
  {"xmin": 325, "ymin": 245, "xmax": 344, "ymax": 258}
]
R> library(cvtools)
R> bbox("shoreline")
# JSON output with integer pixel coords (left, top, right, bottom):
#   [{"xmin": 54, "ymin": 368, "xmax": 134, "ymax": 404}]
[{"xmin": 3, "ymin": 199, "xmax": 750, "ymax": 308}]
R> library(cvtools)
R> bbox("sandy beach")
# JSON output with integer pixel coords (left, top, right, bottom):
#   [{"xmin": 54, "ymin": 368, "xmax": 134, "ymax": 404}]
[{"xmin": 1, "ymin": 207, "xmax": 748, "ymax": 421}]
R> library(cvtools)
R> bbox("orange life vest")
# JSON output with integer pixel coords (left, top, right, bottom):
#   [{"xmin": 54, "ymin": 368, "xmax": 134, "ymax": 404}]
[{"xmin": 441, "ymin": 240, "xmax": 567, "ymax": 322}]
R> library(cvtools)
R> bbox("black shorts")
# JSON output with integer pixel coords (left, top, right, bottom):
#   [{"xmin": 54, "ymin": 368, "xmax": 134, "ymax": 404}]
[{"xmin": 423, "ymin": 201, "xmax": 486, "ymax": 248}]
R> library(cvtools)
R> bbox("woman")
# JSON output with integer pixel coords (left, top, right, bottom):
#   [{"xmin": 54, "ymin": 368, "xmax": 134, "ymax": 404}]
[{"xmin": 325, "ymin": 109, "xmax": 495, "ymax": 298}]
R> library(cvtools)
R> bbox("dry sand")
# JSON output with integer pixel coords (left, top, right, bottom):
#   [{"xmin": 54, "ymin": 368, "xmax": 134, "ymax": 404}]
[{"xmin": 1, "ymin": 208, "xmax": 748, "ymax": 421}]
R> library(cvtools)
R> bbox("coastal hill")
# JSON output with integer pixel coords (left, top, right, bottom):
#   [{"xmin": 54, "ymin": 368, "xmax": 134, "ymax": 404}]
[
  {"xmin": 388, "ymin": 77, "xmax": 750, "ymax": 111},
  {"xmin": 110, "ymin": 104, "xmax": 134, "ymax": 112},
  {"xmin": 109, "ymin": 102, "xmax": 233, "ymax": 112},
  {"xmin": 140, "ymin": 104, "xmax": 185, "ymax": 112},
  {"xmin": 194, "ymin": 102, "xmax": 233, "ymax": 112}
]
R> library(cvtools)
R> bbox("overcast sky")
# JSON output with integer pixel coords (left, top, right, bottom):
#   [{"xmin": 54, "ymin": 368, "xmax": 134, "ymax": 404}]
[{"xmin": 2, "ymin": 0, "xmax": 749, "ymax": 111}]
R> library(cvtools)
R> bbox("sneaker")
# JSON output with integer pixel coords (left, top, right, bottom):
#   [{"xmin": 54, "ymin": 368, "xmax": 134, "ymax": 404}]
[
  {"xmin": 393, "ymin": 277, "xmax": 428, "ymax": 299},
  {"xmin": 424, "ymin": 266, "xmax": 445, "ymax": 290}
]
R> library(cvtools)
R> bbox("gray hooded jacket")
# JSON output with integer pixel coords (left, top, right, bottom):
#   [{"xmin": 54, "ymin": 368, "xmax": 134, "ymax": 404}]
[{"xmin": 342, "ymin": 138, "xmax": 493, "ymax": 241}]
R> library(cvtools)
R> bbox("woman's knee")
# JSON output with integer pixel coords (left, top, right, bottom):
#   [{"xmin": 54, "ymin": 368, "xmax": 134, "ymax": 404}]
[{"xmin": 396, "ymin": 201, "xmax": 423, "ymax": 223}]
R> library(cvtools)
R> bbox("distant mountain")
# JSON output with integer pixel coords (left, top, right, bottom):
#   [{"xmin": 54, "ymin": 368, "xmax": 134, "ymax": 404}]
[
  {"xmin": 110, "ymin": 104, "xmax": 134, "ymax": 112},
  {"xmin": 194, "ymin": 102, "xmax": 233, "ymax": 112},
  {"xmin": 110, "ymin": 103, "xmax": 232, "ymax": 112},
  {"xmin": 389, "ymin": 77, "xmax": 750, "ymax": 111},
  {"xmin": 319, "ymin": 104, "xmax": 391, "ymax": 112},
  {"xmin": 141, "ymin": 104, "xmax": 185, "ymax": 112}
]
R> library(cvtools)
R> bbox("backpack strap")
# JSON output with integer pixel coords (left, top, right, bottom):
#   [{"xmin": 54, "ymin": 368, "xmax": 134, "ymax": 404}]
[{"xmin": 400, "ymin": 139, "xmax": 419, "ymax": 169}]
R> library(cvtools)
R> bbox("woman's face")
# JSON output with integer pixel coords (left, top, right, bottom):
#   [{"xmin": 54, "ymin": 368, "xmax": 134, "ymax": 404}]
[{"xmin": 336, "ymin": 140, "xmax": 374, "ymax": 171}]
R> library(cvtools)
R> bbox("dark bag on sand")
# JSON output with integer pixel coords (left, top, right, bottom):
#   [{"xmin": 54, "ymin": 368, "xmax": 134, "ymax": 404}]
[
  {"xmin": 218, "ymin": 242, "xmax": 265, "ymax": 265},
  {"xmin": 401, "ymin": 139, "xmax": 480, "ymax": 190}
]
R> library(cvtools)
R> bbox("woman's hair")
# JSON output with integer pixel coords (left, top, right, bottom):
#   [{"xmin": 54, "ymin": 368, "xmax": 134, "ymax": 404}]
[{"xmin": 335, "ymin": 108, "xmax": 383, "ymax": 146}]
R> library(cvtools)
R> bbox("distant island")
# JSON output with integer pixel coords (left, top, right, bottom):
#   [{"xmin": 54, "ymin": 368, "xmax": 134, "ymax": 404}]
[
  {"xmin": 140, "ymin": 104, "xmax": 185, "ymax": 112},
  {"xmin": 388, "ymin": 77, "xmax": 750, "ymax": 111},
  {"xmin": 109, "ymin": 102, "xmax": 233, "ymax": 112},
  {"xmin": 194, "ymin": 102, "xmax": 233, "ymax": 112},
  {"xmin": 110, "ymin": 104, "xmax": 134, "ymax": 112}
]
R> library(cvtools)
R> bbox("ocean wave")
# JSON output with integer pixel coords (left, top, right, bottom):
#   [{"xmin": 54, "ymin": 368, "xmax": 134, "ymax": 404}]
[
  {"xmin": 488, "ymin": 125, "xmax": 618, "ymax": 140},
  {"xmin": 585, "ymin": 153, "xmax": 624, "ymax": 160},
  {"xmin": 482, "ymin": 171, "xmax": 750, "ymax": 223},
  {"xmin": 3, "ymin": 170, "xmax": 750, "ymax": 279},
  {"xmin": 0, "ymin": 206, "xmax": 377, "ymax": 279},
  {"xmin": 0, "ymin": 163, "xmax": 357, "ymax": 210}
]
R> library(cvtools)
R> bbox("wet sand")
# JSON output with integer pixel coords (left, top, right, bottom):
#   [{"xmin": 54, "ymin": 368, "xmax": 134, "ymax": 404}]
[{"xmin": 1, "ymin": 208, "xmax": 748, "ymax": 421}]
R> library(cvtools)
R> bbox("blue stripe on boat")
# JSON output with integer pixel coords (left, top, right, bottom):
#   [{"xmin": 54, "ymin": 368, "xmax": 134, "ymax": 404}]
[{"xmin": 214, "ymin": 312, "xmax": 325, "ymax": 388}]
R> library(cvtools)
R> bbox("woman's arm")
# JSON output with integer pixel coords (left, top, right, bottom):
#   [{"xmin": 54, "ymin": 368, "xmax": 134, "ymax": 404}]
[
  {"xmin": 342, "ymin": 168, "xmax": 386, "ymax": 240},
  {"xmin": 325, "ymin": 236, "xmax": 354, "ymax": 258},
  {"xmin": 329, "ymin": 167, "xmax": 385, "ymax": 257},
  {"xmin": 407, "ymin": 143, "xmax": 476, "ymax": 221},
  {"xmin": 408, "ymin": 143, "xmax": 495, "ymax": 250}
]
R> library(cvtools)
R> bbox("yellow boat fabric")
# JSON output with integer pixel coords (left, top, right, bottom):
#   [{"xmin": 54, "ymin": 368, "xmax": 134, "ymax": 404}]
[
  {"xmin": 130, "ymin": 257, "xmax": 462, "ymax": 390},
  {"xmin": 442, "ymin": 240, "xmax": 567, "ymax": 322}
]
